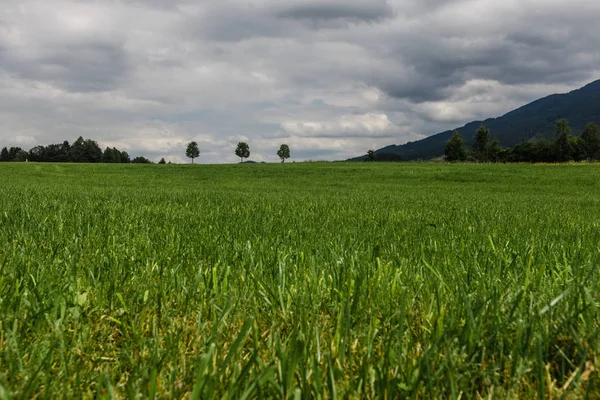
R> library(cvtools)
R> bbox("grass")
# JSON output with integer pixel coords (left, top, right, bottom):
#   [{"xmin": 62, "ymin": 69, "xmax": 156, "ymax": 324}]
[{"xmin": 0, "ymin": 162, "xmax": 599, "ymax": 399}]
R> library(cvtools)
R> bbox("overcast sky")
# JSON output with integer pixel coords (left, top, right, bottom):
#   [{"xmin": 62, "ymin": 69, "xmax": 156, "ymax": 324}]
[{"xmin": 1, "ymin": 0, "xmax": 599, "ymax": 163}]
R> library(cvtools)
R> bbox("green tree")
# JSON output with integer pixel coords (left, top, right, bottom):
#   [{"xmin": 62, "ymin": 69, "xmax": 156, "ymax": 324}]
[
  {"xmin": 277, "ymin": 144, "xmax": 291, "ymax": 163},
  {"xmin": 444, "ymin": 130, "xmax": 468, "ymax": 162},
  {"xmin": 28, "ymin": 146, "xmax": 46, "ymax": 162},
  {"xmin": 84, "ymin": 139, "xmax": 102, "ymax": 163},
  {"xmin": 0, "ymin": 147, "xmax": 8, "ymax": 162},
  {"xmin": 186, "ymin": 141, "xmax": 200, "ymax": 164},
  {"xmin": 104, "ymin": 147, "xmax": 123, "ymax": 163},
  {"xmin": 131, "ymin": 156, "xmax": 152, "ymax": 164},
  {"xmin": 367, "ymin": 150, "xmax": 376, "ymax": 161},
  {"xmin": 8, "ymin": 147, "xmax": 22, "ymax": 161},
  {"xmin": 46, "ymin": 143, "xmax": 69, "ymax": 162},
  {"xmin": 554, "ymin": 119, "xmax": 572, "ymax": 162},
  {"xmin": 235, "ymin": 142, "xmax": 250, "ymax": 163},
  {"xmin": 14, "ymin": 150, "xmax": 29, "ymax": 162},
  {"xmin": 103, "ymin": 147, "xmax": 115, "ymax": 163},
  {"xmin": 120, "ymin": 151, "xmax": 131, "ymax": 163},
  {"xmin": 581, "ymin": 122, "xmax": 600, "ymax": 160},
  {"xmin": 69, "ymin": 137, "xmax": 86, "ymax": 162},
  {"xmin": 159, "ymin": 158, "xmax": 166, "ymax": 164},
  {"xmin": 471, "ymin": 125, "xmax": 491, "ymax": 162},
  {"xmin": 569, "ymin": 136, "xmax": 586, "ymax": 162},
  {"xmin": 61, "ymin": 141, "xmax": 70, "ymax": 159},
  {"xmin": 488, "ymin": 139, "xmax": 503, "ymax": 163}
]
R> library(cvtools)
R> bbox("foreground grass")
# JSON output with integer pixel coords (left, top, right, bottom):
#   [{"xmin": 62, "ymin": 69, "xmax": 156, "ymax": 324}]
[{"xmin": 0, "ymin": 162, "xmax": 599, "ymax": 398}]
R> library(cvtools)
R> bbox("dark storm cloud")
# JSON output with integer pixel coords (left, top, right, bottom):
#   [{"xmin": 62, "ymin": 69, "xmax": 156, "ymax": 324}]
[
  {"xmin": 182, "ymin": 3, "xmax": 287, "ymax": 42},
  {"xmin": 36, "ymin": 42, "xmax": 129, "ymax": 92},
  {"xmin": 368, "ymin": 6, "xmax": 600, "ymax": 103},
  {"xmin": 275, "ymin": 0, "xmax": 394, "ymax": 22}
]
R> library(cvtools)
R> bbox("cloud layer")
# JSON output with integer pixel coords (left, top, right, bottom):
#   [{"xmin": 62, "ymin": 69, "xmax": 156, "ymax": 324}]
[{"xmin": 1, "ymin": 0, "xmax": 599, "ymax": 163}]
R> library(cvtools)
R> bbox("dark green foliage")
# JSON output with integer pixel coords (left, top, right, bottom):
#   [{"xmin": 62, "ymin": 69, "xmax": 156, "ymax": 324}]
[
  {"xmin": 131, "ymin": 156, "xmax": 153, "ymax": 164},
  {"xmin": 510, "ymin": 138, "xmax": 553, "ymax": 162},
  {"xmin": 444, "ymin": 130, "xmax": 468, "ymax": 162},
  {"xmin": 569, "ymin": 135, "xmax": 587, "ymax": 162},
  {"xmin": 186, "ymin": 141, "xmax": 200, "ymax": 163},
  {"xmin": 13, "ymin": 150, "xmax": 29, "ymax": 162},
  {"xmin": 120, "ymin": 151, "xmax": 131, "ymax": 163},
  {"xmin": 363, "ymin": 150, "xmax": 404, "ymax": 162},
  {"xmin": 159, "ymin": 158, "xmax": 166, "ymax": 164},
  {"xmin": 0, "ymin": 137, "xmax": 148, "ymax": 164},
  {"xmin": 68, "ymin": 137, "xmax": 86, "ymax": 162},
  {"xmin": 28, "ymin": 146, "xmax": 46, "ymax": 162},
  {"xmin": 554, "ymin": 119, "xmax": 572, "ymax": 162},
  {"xmin": 455, "ymin": 119, "xmax": 598, "ymax": 163},
  {"xmin": 235, "ymin": 142, "xmax": 250, "ymax": 162},
  {"xmin": 367, "ymin": 149, "xmax": 376, "ymax": 161},
  {"xmin": 103, "ymin": 147, "xmax": 123, "ymax": 163},
  {"xmin": 581, "ymin": 122, "xmax": 600, "ymax": 159},
  {"xmin": 8, "ymin": 147, "xmax": 22, "ymax": 161},
  {"xmin": 487, "ymin": 139, "xmax": 504, "ymax": 162},
  {"xmin": 277, "ymin": 144, "xmax": 291, "ymax": 163},
  {"xmin": 471, "ymin": 125, "xmax": 491, "ymax": 162}
]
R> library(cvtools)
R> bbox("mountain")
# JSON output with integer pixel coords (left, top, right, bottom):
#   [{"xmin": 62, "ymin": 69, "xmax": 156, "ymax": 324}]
[{"xmin": 357, "ymin": 79, "xmax": 600, "ymax": 161}]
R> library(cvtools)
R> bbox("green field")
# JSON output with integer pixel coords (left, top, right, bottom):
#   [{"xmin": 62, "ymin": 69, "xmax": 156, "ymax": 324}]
[{"xmin": 0, "ymin": 162, "xmax": 599, "ymax": 398}]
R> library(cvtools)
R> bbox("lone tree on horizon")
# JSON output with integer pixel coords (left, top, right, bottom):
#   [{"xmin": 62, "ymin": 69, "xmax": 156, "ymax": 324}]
[
  {"xmin": 444, "ymin": 130, "xmax": 468, "ymax": 162},
  {"xmin": 186, "ymin": 141, "xmax": 200, "ymax": 164},
  {"xmin": 235, "ymin": 142, "xmax": 250, "ymax": 163},
  {"xmin": 277, "ymin": 144, "xmax": 290, "ymax": 163},
  {"xmin": 471, "ymin": 125, "xmax": 491, "ymax": 162}
]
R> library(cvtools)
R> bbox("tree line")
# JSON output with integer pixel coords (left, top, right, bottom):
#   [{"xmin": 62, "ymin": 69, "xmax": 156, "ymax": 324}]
[
  {"xmin": 185, "ymin": 141, "xmax": 291, "ymax": 163},
  {"xmin": 0, "ymin": 136, "xmax": 155, "ymax": 164},
  {"xmin": 444, "ymin": 119, "xmax": 600, "ymax": 163}
]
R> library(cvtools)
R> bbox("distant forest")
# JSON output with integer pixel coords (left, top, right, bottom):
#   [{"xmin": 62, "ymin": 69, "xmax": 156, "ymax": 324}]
[
  {"xmin": 0, "ymin": 136, "xmax": 154, "ymax": 164},
  {"xmin": 441, "ymin": 119, "xmax": 600, "ymax": 163}
]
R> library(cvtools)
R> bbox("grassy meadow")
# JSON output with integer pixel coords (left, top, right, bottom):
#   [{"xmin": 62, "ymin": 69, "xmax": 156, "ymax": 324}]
[{"xmin": 0, "ymin": 162, "xmax": 599, "ymax": 398}]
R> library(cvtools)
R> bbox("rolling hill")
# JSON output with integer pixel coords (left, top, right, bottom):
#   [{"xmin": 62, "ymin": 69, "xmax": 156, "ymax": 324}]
[{"xmin": 356, "ymin": 79, "xmax": 600, "ymax": 161}]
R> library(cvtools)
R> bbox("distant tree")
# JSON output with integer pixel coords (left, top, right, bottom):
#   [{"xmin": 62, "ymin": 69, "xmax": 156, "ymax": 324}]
[
  {"xmin": 444, "ymin": 130, "xmax": 468, "ymax": 162},
  {"xmin": 159, "ymin": 158, "xmax": 166, "ymax": 164},
  {"xmin": 120, "ymin": 151, "xmax": 131, "ymax": 163},
  {"xmin": 471, "ymin": 125, "xmax": 491, "ymax": 162},
  {"xmin": 103, "ymin": 147, "xmax": 117, "ymax": 163},
  {"xmin": 45, "ymin": 143, "xmax": 69, "ymax": 162},
  {"xmin": 487, "ymin": 139, "xmax": 503, "ymax": 162},
  {"xmin": 277, "ymin": 144, "xmax": 291, "ymax": 163},
  {"xmin": 0, "ymin": 147, "xmax": 9, "ymax": 162},
  {"xmin": 131, "ymin": 156, "xmax": 152, "ymax": 164},
  {"xmin": 84, "ymin": 139, "xmax": 102, "ymax": 163},
  {"xmin": 367, "ymin": 149, "xmax": 376, "ymax": 161},
  {"xmin": 113, "ymin": 148, "xmax": 123, "ymax": 163},
  {"xmin": 28, "ymin": 145, "xmax": 46, "ymax": 162},
  {"xmin": 14, "ymin": 150, "xmax": 29, "ymax": 162},
  {"xmin": 235, "ymin": 142, "xmax": 250, "ymax": 163},
  {"xmin": 69, "ymin": 137, "xmax": 86, "ymax": 162},
  {"xmin": 186, "ymin": 141, "xmax": 200, "ymax": 164},
  {"xmin": 554, "ymin": 119, "xmax": 572, "ymax": 162},
  {"xmin": 581, "ymin": 122, "xmax": 600, "ymax": 160},
  {"xmin": 569, "ymin": 136, "xmax": 586, "ymax": 162},
  {"xmin": 8, "ymin": 147, "xmax": 22, "ymax": 161}
]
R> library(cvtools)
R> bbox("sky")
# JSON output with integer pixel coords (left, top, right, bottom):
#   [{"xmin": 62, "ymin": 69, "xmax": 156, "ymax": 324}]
[{"xmin": 1, "ymin": 0, "xmax": 599, "ymax": 163}]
